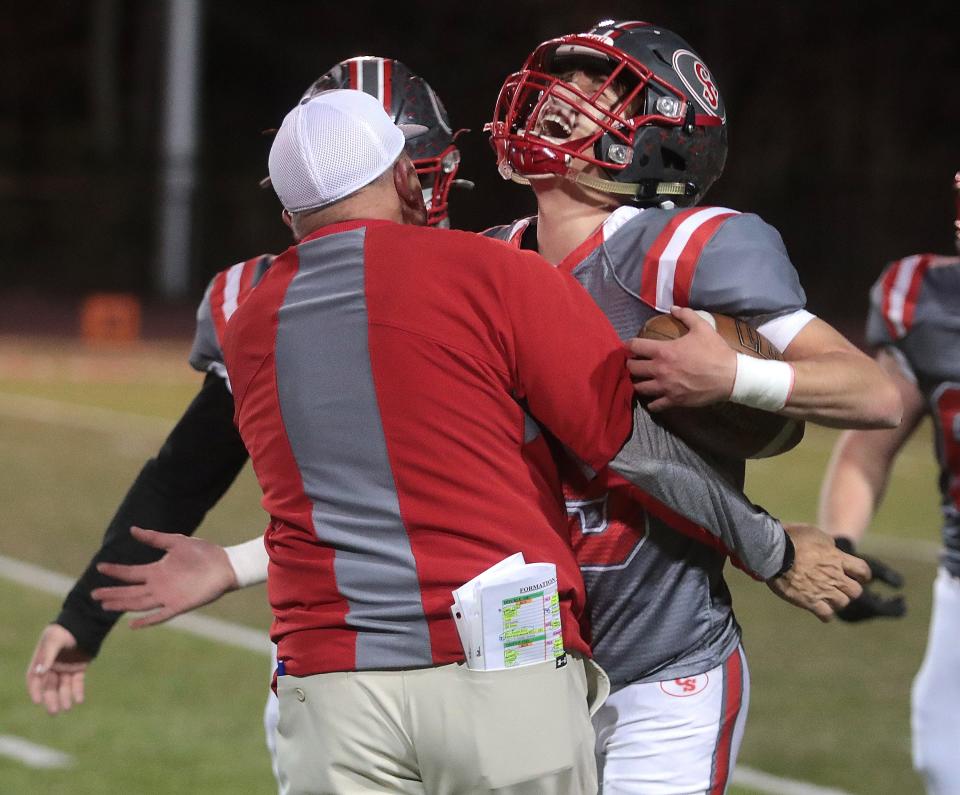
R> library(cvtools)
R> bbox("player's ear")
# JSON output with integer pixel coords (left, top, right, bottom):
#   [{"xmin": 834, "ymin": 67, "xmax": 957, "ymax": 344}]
[{"xmin": 393, "ymin": 155, "xmax": 427, "ymax": 226}]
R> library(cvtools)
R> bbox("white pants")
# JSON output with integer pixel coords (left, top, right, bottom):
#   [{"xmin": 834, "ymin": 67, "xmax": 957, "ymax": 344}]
[
  {"xmin": 912, "ymin": 568, "xmax": 960, "ymax": 795},
  {"xmin": 594, "ymin": 645, "xmax": 750, "ymax": 795},
  {"xmin": 265, "ymin": 643, "xmax": 281, "ymax": 792}
]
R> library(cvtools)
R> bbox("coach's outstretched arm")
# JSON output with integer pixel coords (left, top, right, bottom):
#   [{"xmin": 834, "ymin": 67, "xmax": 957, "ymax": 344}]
[
  {"xmin": 609, "ymin": 402, "xmax": 871, "ymax": 620},
  {"xmin": 26, "ymin": 373, "xmax": 248, "ymax": 715}
]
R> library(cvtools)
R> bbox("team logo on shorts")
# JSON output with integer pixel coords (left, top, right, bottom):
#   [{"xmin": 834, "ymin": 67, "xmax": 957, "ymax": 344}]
[{"xmin": 660, "ymin": 673, "xmax": 708, "ymax": 697}]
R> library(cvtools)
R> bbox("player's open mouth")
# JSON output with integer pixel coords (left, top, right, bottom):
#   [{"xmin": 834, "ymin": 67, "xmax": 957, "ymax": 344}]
[{"xmin": 537, "ymin": 110, "xmax": 575, "ymax": 142}]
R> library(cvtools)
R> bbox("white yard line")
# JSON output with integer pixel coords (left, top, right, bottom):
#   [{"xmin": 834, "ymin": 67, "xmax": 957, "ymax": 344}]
[
  {"xmin": 0, "ymin": 392, "xmax": 173, "ymax": 436},
  {"xmin": 0, "ymin": 735, "xmax": 73, "ymax": 769},
  {"xmin": 733, "ymin": 765, "xmax": 854, "ymax": 795},
  {"xmin": 0, "ymin": 553, "xmax": 270, "ymax": 657}
]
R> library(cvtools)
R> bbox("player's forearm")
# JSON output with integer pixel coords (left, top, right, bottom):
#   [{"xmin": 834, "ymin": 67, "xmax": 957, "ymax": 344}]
[
  {"xmin": 780, "ymin": 348, "xmax": 902, "ymax": 429},
  {"xmin": 608, "ymin": 403, "xmax": 786, "ymax": 579},
  {"xmin": 817, "ymin": 432, "xmax": 889, "ymax": 542},
  {"xmin": 818, "ymin": 405, "xmax": 921, "ymax": 541}
]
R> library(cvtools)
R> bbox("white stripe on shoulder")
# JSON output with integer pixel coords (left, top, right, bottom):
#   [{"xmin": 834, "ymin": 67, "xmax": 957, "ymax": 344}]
[
  {"xmin": 221, "ymin": 261, "xmax": 246, "ymax": 322},
  {"xmin": 377, "ymin": 59, "xmax": 384, "ymax": 106},
  {"xmin": 886, "ymin": 255, "xmax": 923, "ymax": 337},
  {"xmin": 656, "ymin": 207, "xmax": 739, "ymax": 309},
  {"xmin": 757, "ymin": 310, "xmax": 816, "ymax": 353},
  {"xmin": 601, "ymin": 205, "xmax": 642, "ymax": 241}
]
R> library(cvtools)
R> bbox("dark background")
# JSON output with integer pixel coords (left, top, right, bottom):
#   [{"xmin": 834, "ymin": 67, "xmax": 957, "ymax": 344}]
[{"xmin": 1, "ymin": 1, "xmax": 957, "ymax": 332}]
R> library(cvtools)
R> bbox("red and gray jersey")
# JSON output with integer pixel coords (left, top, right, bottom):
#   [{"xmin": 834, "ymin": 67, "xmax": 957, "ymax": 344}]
[
  {"xmin": 486, "ymin": 205, "xmax": 812, "ymax": 687},
  {"xmin": 189, "ymin": 254, "xmax": 275, "ymax": 384},
  {"xmin": 868, "ymin": 255, "xmax": 960, "ymax": 576},
  {"xmin": 220, "ymin": 219, "xmax": 637, "ymax": 676}
]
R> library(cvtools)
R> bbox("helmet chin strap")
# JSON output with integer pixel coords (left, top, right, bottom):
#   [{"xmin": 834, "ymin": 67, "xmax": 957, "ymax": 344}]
[
  {"xmin": 570, "ymin": 171, "xmax": 690, "ymax": 199},
  {"xmin": 509, "ymin": 169, "xmax": 691, "ymax": 202}
]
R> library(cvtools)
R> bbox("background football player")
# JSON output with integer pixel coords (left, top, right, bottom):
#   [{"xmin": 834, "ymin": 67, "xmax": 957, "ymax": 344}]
[
  {"xmin": 24, "ymin": 55, "xmax": 466, "ymax": 788},
  {"xmin": 819, "ymin": 172, "xmax": 960, "ymax": 795},
  {"xmin": 483, "ymin": 20, "xmax": 903, "ymax": 794}
]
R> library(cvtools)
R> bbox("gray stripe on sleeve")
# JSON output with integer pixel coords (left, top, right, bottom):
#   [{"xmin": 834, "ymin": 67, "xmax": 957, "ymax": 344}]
[
  {"xmin": 275, "ymin": 229, "xmax": 432, "ymax": 669},
  {"xmin": 188, "ymin": 277, "xmax": 225, "ymax": 376},
  {"xmin": 608, "ymin": 404, "xmax": 786, "ymax": 579}
]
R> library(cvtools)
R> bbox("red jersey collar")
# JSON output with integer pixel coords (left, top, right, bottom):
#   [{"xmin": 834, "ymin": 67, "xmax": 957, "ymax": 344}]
[{"xmin": 298, "ymin": 218, "xmax": 396, "ymax": 244}]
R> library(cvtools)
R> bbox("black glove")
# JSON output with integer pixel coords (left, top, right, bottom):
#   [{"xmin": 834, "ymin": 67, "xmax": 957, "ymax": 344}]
[{"xmin": 834, "ymin": 536, "xmax": 906, "ymax": 622}]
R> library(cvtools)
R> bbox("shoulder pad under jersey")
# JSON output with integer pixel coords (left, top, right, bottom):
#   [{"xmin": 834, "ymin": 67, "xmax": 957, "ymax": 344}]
[
  {"xmin": 189, "ymin": 254, "xmax": 274, "ymax": 378},
  {"xmin": 605, "ymin": 206, "xmax": 806, "ymax": 324},
  {"xmin": 867, "ymin": 255, "xmax": 960, "ymax": 347}
]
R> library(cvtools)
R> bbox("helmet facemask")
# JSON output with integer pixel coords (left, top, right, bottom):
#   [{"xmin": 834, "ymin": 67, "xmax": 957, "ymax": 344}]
[
  {"xmin": 413, "ymin": 144, "xmax": 462, "ymax": 227},
  {"xmin": 488, "ymin": 31, "xmax": 725, "ymax": 206}
]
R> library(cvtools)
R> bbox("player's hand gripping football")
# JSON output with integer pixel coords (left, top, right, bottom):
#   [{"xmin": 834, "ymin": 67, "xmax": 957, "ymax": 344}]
[
  {"xmin": 832, "ymin": 536, "xmax": 906, "ymax": 621},
  {"xmin": 26, "ymin": 623, "xmax": 93, "ymax": 715},
  {"xmin": 627, "ymin": 306, "xmax": 737, "ymax": 410},
  {"xmin": 767, "ymin": 524, "xmax": 871, "ymax": 622},
  {"xmin": 91, "ymin": 526, "xmax": 239, "ymax": 628}
]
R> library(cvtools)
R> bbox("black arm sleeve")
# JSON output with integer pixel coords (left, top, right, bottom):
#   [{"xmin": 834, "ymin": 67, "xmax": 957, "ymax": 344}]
[{"xmin": 54, "ymin": 373, "xmax": 249, "ymax": 656}]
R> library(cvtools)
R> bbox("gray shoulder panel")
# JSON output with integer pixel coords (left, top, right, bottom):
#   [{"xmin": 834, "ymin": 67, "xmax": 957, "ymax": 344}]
[{"xmin": 688, "ymin": 213, "xmax": 806, "ymax": 320}]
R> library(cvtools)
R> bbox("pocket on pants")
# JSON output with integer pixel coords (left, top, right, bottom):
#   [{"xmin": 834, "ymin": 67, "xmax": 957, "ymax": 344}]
[{"xmin": 458, "ymin": 659, "xmax": 590, "ymax": 789}]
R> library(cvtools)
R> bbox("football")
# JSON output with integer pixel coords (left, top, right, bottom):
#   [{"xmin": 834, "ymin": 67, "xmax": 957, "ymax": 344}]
[{"xmin": 638, "ymin": 311, "xmax": 805, "ymax": 459}]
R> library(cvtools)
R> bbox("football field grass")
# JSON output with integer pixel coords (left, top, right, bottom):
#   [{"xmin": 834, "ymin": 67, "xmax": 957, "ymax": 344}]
[{"xmin": 0, "ymin": 337, "xmax": 939, "ymax": 794}]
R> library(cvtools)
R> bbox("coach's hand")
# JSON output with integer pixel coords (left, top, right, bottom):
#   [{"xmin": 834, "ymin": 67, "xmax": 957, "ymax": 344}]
[
  {"xmin": 767, "ymin": 523, "xmax": 871, "ymax": 622},
  {"xmin": 26, "ymin": 623, "xmax": 92, "ymax": 715},
  {"xmin": 92, "ymin": 527, "xmax": 238, "ymax": 628},
  {"xmin": 832, "ymin": 536, "xmax": 906, "ymax": 622}
]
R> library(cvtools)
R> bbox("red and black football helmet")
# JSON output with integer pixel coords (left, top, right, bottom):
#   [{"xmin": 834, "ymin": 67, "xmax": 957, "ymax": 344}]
[
  {"xmin": 302, "ymin": 57, "xmax": 466, "ymax": 226},
  {"xmin": 487, "ymin": 21, "xmax": 727, "ymax": 207}
]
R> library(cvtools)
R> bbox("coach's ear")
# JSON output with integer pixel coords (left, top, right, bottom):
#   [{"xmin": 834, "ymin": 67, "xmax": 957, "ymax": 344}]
[{"xmin": 394, "ymin": 155, "xmax": 427, "ymax": 227}]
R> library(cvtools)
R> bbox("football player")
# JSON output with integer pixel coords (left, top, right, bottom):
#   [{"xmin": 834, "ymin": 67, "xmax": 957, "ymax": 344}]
[
  {"xmin": 24, "ymin": 56, "xmax": 465, "ymax": 787},
  {"xmin": 482, "ymin": 20, "xmax": 903, "ymax": 794},
  {"xmin": 819, "ymin": 173, "xmax": 960, "ymax": 795}
]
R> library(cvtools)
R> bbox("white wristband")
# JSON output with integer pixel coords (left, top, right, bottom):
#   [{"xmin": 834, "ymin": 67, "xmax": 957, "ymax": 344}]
[
  {"xmin": 224, "ymin": 536, "xmax": 270, "ymax": 588},
  {"xmin": 730, "ymin": 354, "xmax": 795, "ymax": 411}
]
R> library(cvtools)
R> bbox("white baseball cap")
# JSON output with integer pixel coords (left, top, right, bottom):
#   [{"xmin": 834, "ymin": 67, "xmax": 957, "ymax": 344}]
[{"xmin": 268, "ymin": 89, "xmax": 427, "ymax": 213}]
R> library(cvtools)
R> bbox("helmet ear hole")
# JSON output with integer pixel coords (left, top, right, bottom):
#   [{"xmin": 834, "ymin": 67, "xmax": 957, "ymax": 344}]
[{"xmin": 661, "ymin": 148, "xmax": 686, "ymax": 173}]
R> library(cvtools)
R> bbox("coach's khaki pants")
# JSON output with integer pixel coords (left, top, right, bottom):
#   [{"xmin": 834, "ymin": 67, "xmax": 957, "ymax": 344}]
[{"xmin": 275, "ymin": 656, "xmax": 606, "ymax": 795}]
